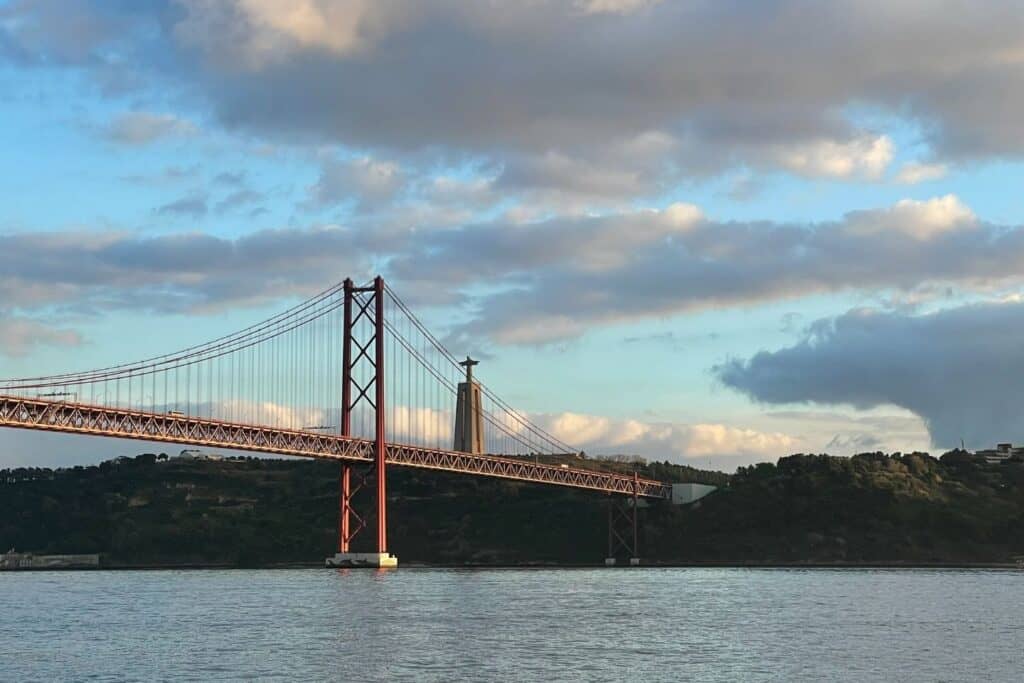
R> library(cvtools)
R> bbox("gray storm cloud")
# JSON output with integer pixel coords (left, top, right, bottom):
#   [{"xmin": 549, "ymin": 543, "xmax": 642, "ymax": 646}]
[
  {"xmin": 715, "ymin": 301, "xmax": 1024, "ymax": 449},
  {"xmin": 167, "ymin": 1, "xmax": 1024, "ymax": 159},
  {"xmin": 4, "ymin": 0, "xmax": 1024, "ymax": 190}
]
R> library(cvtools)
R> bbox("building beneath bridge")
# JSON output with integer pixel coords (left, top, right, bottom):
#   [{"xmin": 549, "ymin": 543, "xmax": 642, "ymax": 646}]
[{"xmin": 671, "ymin": 483, "xmax": 717, "ymax": 505}]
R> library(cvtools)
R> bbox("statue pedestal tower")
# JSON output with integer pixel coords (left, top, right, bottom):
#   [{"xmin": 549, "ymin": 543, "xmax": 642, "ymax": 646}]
[{"xmin": 454, "ymin": 357, "xmax": 484, "ymax": 454}]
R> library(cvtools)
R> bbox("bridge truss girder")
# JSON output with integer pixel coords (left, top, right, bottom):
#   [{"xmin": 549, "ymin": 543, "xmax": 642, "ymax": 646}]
[{"xmin": 0, "ymin": 395, "xmax": 671, "ymax": 499}]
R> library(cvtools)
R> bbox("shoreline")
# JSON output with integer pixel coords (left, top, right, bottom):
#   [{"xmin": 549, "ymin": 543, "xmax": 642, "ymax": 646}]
[{"xmin": 3, "ymin": 560, "xmax": 1021, "ymax": 571}]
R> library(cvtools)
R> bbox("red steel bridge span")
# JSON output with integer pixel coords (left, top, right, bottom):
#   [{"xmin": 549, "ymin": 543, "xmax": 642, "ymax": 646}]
[{"xmin": 0, "ymin": 277, "xmax": 671, "ymax": 567}]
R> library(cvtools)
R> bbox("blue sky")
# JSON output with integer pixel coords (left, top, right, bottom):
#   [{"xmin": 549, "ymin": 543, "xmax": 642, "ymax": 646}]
[{"xmin": 4, "ymin": 1, "xmax": 1024, "ymax": 469}]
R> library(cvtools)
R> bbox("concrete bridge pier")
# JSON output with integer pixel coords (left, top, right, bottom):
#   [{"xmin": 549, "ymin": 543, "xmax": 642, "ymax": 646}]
[{"xmin": 326, "ymin": 552, "xmax": 398, "ymax": 568}]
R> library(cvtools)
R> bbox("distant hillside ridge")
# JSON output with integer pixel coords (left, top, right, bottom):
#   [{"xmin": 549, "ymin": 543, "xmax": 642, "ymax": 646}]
[{"xmin": 1, "ymin": 450, "xmax": 1021, "ymax": 566}]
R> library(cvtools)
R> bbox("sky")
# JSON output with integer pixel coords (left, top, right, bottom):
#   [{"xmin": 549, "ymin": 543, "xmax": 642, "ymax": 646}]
[{"xmin": 3, "ymin": 0, "xmax": 1024, "ymax": 470}]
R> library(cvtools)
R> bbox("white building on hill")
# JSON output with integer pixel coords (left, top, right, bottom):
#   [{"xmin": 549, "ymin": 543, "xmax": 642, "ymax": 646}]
[
  {"xmin": 177, "ymin": 449, "xmax": 225, "ymax": 461},
  {"xmin": 975, "ymin": 443, "xmax": 1024, "ymax": 464}
]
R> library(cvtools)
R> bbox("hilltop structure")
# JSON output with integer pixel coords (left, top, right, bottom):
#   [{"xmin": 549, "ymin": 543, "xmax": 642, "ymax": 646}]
[
  {"xmin": 453, "ymin": 356, "xmax": 484, "ymax": 454},
  {"xmin": 975, "ymin": 443, "xmax": 1024, "ymax": 464}
]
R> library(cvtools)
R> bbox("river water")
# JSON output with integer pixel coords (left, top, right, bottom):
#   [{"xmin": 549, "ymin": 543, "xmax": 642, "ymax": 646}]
[{"xmin": 1, "ymin": 568, "xmax": 1021, "ymax": 681}]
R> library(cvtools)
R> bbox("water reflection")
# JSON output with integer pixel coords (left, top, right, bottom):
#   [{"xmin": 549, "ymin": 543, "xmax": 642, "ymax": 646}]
[{"xmin": 2, "ymin": 568, "xmax": 1020, "ymax": 681}]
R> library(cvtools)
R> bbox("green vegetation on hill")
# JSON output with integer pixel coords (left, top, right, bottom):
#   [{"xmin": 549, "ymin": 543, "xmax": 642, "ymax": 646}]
[
  {"xmin": 2, "ymin": 450, "xmax": 1021, "ymax": 565},
  {"xmin": 644, "ymin": 451, "xmax": 1024, "ymax": 563}
]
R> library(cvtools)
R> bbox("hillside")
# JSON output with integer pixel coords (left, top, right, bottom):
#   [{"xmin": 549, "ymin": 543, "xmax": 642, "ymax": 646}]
[
  {"xmin": 2, "ymin": 450, "xmax": 1021, "ymax": 566},
  {"xmin": 646, "ymin": 451, "xmax": 1024, "ymax": 563}
]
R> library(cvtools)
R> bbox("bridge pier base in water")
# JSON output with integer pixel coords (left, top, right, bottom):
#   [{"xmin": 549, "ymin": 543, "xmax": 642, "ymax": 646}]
[{"xmin": 326, "ymin": 552, "xmax": 398, "ymax": 568}]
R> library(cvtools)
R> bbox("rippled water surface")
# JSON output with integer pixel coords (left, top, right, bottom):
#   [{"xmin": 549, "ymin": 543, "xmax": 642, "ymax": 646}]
[{"xmin": 1, "ymin": 568, "xmax": 1021, "ymax": 681}]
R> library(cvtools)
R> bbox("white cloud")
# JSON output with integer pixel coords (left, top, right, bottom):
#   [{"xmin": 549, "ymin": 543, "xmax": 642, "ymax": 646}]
[
  {"xmin": 104, "ymin": 112, "xmax": 196, "ymax": 145},
  {"xmin": 765, "ymin": 408, "xmax": 931, "ymax": 457},
  {"xmin": 547, "ymin": 412, "xmax": 615, "ymax": 445},
  {"xmin": 389, "ymin": 405, "xmax": 452, "ymax": 444},
  {"xmin": 13, "ymin": 0, "xmax": 1024, "ymax": 175},
  {"xmin": 1, "ymin": 194, "xmax": 1017, "ymax": 349},
  {"xmin": 573, "ymin": 0, "xmax": 664, "ymax": 15},
  {"xmin": 158, "ymin": 0, "xmax": 1024, "ymax": 187},
  {"xmin": 176, "ymin": 0, "xmax": 416, "ymax": 67},
  {"xmin": 771, "ymin": 135, "xmax": 894, "ymax": 180},
  {"xmin": 488, "ymin": 315, "xmax": 586, "ymax": 346},
  {"xmin": 214, "ymin": 399, "xmax": 326, "ymax": 430},
  {"xmin": 0, "ymin": 225, "xmax": 368, "ymax": 315},
  {"xmin": 390, "ymin": 201, "xmax": 705, "ymax": 291},
  {"xmin": 498, "ymin": 150, "xmax": 648, "ymax": 205},
  {"xmin": 394, "ymin": 194, "xmax": 1024, "ymax": 345},
  {"xmin": 308, "ymin": 156, "xmax": 405, "ymax": 209},
  {"xmin": 662, "ymin": 202, "xmax": 703, "ymax": 227},
  {"xmin": 0, "ymin": 317, "xmax": 82, "ymax": 357},
  {"xmin": 540, "ymin": 411, "xmax": 797, "ymax": 461},
  {"xmin": 896, "ymin": 161, "xmax": 949, "ymax": 185},
  {"xmin": 683, "ymin": 424, "xmax": 797, "ymax": 457},
  {"xmin": 844, "ymin": 195, "xmax": 976, "ymax": 240}
]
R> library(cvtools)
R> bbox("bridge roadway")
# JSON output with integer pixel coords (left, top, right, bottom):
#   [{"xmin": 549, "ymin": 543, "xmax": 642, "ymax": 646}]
[{"xmin": 0, "ymin": 395, "xmax": 671, "ymax": 499}]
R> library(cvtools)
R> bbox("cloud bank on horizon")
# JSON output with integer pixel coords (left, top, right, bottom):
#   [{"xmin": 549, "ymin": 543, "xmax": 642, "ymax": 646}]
[{"xmin": 2, "ymin": 0, "xmax": 1024, "ymax": 466}]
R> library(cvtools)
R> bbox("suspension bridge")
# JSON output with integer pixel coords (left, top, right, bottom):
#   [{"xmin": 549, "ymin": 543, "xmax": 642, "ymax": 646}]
[{"xmin": 0, "ymin": 277, "xmax": 675, "ymax": 567}]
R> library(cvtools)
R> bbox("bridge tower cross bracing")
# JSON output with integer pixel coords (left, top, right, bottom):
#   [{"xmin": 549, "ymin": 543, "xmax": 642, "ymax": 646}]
[
  {"xmin": 605, "ymin": 471, "xmax": 642, "ymax": 566},
  {"xmin": 328, "ymin": 275, "xmax": 397, "ymax": 568}
]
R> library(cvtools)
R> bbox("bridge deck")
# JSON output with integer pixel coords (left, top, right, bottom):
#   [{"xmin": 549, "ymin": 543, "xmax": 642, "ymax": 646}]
[{"xmin": 0, "ymin": 396, "xmax": 671, "ymax": 499}]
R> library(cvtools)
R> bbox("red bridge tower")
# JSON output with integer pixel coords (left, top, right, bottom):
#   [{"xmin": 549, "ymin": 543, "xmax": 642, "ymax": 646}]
[{"xmin": 326, "ymin": 276, "xmax": 397, "ymax": 568}]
